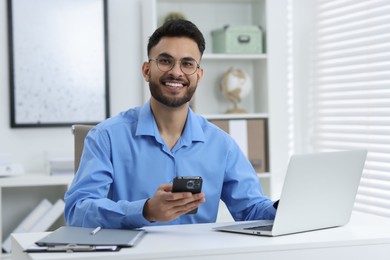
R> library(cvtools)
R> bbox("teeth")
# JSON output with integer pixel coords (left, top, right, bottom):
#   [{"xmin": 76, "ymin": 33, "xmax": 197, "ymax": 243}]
[{"xmin": 165, "ymin": 82, "xmax": 183, "ymax": 88}]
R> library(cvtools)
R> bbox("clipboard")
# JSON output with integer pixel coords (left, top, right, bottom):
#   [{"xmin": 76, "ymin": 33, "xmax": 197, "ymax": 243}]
[
  {"xmin": 35, "ymin": 226, "xmax": 146, "ymax": 248},
  {"xmin": 25, "ymin": 244, "xmax": 119, "ymax": 253}
]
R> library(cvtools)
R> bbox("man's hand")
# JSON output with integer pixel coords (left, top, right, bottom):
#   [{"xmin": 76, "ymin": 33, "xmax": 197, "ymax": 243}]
[{"xmin": 143, "ymin": 184, "xmax": 206, "ymax": 222}]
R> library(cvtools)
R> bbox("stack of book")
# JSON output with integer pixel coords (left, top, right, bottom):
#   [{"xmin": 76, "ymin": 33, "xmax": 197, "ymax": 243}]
[
  {"xmin": 47, "ymin": 157, "xmax": 74, "ymax": 175},
  {"xmin": 2, "ymin": 198, "xmax": 65, "ymax": 253}
]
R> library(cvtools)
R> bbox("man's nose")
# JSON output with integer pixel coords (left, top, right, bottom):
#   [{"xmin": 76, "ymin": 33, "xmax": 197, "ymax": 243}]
[{"xmin": 169, "ymin": 61, "xmax": 183, "ymax": 75}]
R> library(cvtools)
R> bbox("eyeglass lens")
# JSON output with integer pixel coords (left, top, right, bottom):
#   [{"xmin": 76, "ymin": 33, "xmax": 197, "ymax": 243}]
[{"xmin": 152, "ymin": 57, "xmax": 199, "ymax": 75}]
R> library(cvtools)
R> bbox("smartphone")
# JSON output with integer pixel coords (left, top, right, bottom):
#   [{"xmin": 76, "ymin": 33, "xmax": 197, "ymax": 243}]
[{"xmin": 172, "ymin": 176, "xmax": 203, "ymax": 214}]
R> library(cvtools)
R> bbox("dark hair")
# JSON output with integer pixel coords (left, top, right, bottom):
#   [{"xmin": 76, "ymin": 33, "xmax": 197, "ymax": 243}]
[{"xmin": 147, "ymin": 19, "xmax": 205, "ymax": 57}]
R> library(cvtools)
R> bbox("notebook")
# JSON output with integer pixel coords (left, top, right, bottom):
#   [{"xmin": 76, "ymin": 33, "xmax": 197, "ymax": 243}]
[
  {"xmin": 36, "ymin": 226, "xmax": 146, "ymax": 247},
  {"xmin": 214, "ymin": 150, "xmax": 367, "ymax": 237}
]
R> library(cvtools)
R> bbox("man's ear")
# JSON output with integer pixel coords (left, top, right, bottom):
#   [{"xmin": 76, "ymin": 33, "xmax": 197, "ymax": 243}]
[
  {"xmin": 197, "ymin": 67, "xmax": 204, "ymax": 82},
  {"xmin": 142, "ymin": 62, "xmax": 150, "ymax": 82}
]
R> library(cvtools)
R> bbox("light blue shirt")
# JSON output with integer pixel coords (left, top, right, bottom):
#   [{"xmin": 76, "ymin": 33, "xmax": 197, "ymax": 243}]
[{"xmin": 64, "ymin": 101, "xmax": 276, "ymax": 229}]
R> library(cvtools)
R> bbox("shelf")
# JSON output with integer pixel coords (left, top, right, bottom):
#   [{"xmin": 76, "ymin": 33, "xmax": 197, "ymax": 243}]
[
  {"xmin": 202, "ymin": 53, "xmax": 267, "ymax": 60},
  {"xmin": 257, "ymin": 173, "xmax": 271, "ymax": 178},
  {"xmin": 142, "ymin": 0, "xmax": 272, "ymax": 196},
  {"xmin": 204, "ymin": 113, "xmax": 268, "ymax": 120},
  {"xmin": 160, "ymin": 0, "xmax": 259, "ymax": 3},
  {"xmin": 0, "ymin": 174, "xmax": 73, "ymax": 257},
  {"xmin": 0, "ymin": 174, "xmax": 73, "ymax": 188}
]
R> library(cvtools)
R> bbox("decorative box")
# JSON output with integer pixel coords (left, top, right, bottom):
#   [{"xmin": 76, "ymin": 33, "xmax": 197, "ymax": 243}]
[{"xmin": 211, "ymin": 25, "xmax": 263, "ymax": 54}]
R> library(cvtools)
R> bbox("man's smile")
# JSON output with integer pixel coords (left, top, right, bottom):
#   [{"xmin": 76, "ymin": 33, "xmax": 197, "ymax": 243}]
[{"xmin": 162, "ymin": 79, "xmax": 188, "ymax": 89}]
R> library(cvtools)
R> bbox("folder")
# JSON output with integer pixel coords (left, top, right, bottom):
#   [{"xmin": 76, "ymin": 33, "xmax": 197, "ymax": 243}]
[
  {"xmin": 35, "ymin": 226, "xmax": 146, "ymax": 248},
  {"xmin": 209, "ymin": 118, "xmax": 267, "ymax": 172}
]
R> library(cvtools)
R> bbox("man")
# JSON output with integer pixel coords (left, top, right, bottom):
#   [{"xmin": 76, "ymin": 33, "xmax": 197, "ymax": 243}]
[{"xmin": 64, "ymin": 19, "xmax": 277, "ymax": 229}]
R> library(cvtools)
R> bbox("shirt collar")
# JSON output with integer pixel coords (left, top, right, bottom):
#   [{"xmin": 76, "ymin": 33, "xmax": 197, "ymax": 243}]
[
  {"xmin": 182, "ymin": 106, "xmax": 205, "ymax": 144},
  {"xmin": 135, "ymin": 100, "xmax": 205, "ymax": 144},
  {"xmin": 136, "ymin": 100, "xmax": 156, "ymax": 137}
]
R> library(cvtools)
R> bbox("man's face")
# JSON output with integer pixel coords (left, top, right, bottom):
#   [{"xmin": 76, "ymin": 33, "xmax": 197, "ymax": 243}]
[{"xmin": 143, "ymin": 37, "xmax": 203, "ymax": 108}]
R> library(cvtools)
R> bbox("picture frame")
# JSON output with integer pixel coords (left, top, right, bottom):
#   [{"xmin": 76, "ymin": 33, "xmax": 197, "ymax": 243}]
[{"xmin": 7, "ymin": 0, "xmax": 109, "ymax": 127}]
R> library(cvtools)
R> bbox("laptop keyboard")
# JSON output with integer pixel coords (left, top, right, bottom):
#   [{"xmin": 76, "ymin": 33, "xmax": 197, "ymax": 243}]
[{"xmin": 244, "ymin": 225, "xmax": 273, "ymax": 231}]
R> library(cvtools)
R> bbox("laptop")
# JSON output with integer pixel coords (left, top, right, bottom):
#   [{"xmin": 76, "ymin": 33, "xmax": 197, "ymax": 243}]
[{"xmin": 214, "ymin": 150, "xmax": 367, "ymax": 236}]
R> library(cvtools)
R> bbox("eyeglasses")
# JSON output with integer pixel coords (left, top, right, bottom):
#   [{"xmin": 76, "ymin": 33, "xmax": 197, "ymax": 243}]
[{"xmin": 149, "ymin": 57, "xmax": 200, "ymax": 75}]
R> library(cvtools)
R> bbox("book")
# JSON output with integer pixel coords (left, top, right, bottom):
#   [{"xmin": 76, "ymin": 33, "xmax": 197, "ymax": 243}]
[
  {"xmin": 2, "ymin": 199, "xmax": 53, "ymax": 253},
  {"xmin": 30, "ymin": 199, "xmax": 65, "ymax": 232}
]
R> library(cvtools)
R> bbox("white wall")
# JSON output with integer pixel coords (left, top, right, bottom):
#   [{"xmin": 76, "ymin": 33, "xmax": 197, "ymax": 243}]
[
  {"xmin": 0, "ymin": 0, "xmax": 294, "ymax": 187},
  {"xmin": 0, "ymin": 0, "xmax": 145, "ymax": 173},
  {"xmin": 292, "ymin": 0, "xmax": 315, "ymax": 154}
]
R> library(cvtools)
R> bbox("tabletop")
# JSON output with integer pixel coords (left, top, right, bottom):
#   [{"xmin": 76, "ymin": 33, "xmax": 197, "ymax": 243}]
[{"xmin": 12, "ymin": 212, "xmax": 390, "ymax": 260}]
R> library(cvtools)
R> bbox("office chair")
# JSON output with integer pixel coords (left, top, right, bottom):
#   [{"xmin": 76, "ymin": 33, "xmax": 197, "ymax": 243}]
[{"xmin": 72, "ymin": 124, "xmax": 94, "ymax": 174}]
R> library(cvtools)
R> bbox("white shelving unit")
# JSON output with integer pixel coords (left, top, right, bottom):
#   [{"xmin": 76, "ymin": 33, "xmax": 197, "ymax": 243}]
[
  {"xmin": 142, "ymin": 0, "xmax": 269, "ymax": 115},
  {"xmin": 141, "ymin": 0, "xmax": 291, "ymax": 198},
  {"xmin": 0, "ymin": 174, "xmax": 73, "ymax": 259}
]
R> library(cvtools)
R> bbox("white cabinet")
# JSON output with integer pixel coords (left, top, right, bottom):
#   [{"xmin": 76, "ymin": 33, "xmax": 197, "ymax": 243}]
[
  {"xmin": 141, "ymin": 0, "xmax": 290, "ymax": 198},
  {"xmin": 0, "ymin": 175, "xmax": 73, "ymax": 259}
]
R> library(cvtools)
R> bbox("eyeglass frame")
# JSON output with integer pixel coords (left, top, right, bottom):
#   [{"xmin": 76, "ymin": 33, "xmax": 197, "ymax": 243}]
[{"xmin": 148, "ymin": 56, "xmax": 201, "ymax": 75}]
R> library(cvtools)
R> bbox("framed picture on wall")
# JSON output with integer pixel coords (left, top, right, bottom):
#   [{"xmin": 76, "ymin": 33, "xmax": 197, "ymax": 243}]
[{"xmin": 8, "ymin": 0, "xmax": 109, "ymax": 127}]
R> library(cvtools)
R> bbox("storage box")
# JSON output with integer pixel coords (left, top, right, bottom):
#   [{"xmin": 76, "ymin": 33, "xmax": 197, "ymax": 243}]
[{"xmin": 211, "ymin": 25, "xmax": 263, "ymax": 54}]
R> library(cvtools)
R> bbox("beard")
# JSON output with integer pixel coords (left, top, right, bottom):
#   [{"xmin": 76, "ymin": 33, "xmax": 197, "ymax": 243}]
[{"xmin": 149, "ymin": 76, "xmax": 197, "ymax": 108}]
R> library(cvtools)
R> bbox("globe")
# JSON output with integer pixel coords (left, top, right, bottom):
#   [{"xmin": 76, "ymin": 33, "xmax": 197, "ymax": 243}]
[{"xmin": 220, "ymin": 67, "xmax": 252, "ymax": 113}]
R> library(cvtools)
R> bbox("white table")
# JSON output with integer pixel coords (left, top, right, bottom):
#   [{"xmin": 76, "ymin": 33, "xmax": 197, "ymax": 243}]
[{"xmin": 12, "ymin": 212, "xmax": 390, "ymax": 260}]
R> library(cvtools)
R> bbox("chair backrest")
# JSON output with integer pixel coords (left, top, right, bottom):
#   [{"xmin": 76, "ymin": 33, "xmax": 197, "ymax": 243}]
[{"xmin": 72, "ymin": 124, "xmax": 94, "ymax": 174}]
